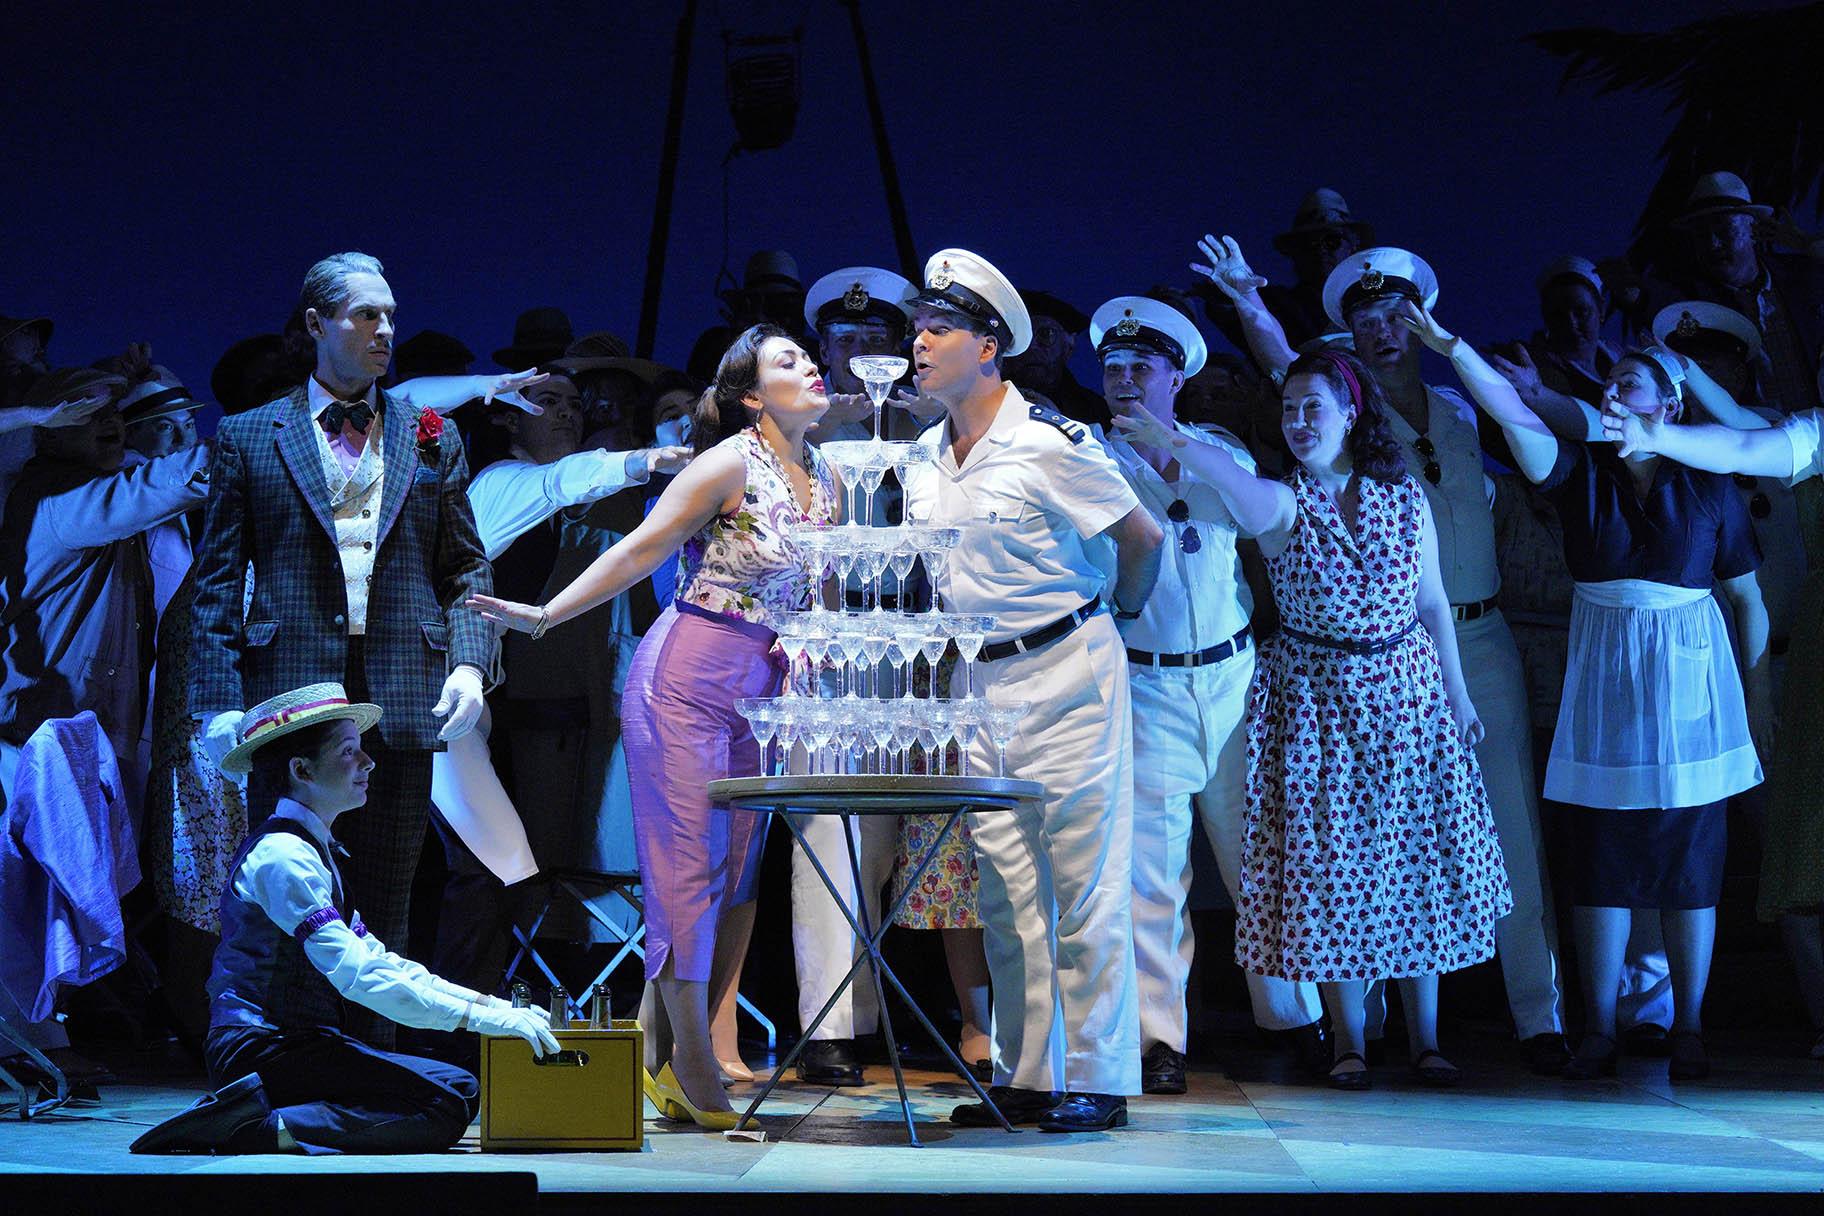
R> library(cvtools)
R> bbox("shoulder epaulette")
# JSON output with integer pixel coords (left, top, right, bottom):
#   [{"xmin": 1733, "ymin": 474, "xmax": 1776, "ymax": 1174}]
[{"xmin": 1028, "ymin": 403, "xmax": 1087, "ymax": 445}]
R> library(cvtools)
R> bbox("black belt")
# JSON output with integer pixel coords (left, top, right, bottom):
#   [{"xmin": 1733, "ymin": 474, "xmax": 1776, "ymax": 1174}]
[
  {"xmin": 1451, "ymin": 595, "xmax": 1499, "ymax": 622},
  {"xmin": 1281, "ymin": 619, "xmax": 1418, "ymax": 655},
  {"xmin": 1127, "ymin": 625, "xmax": 1252, "ymax": 670},
  {"xmin": 844, "ymin": 590, "xmax": 905, "ymax": 612},
  {"xmin": 980, "ymin": 598, "xmax": 1103, "ymax": 662}
]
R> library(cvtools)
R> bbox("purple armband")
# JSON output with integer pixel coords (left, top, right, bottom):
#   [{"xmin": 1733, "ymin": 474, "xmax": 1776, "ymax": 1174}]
[{"xmin": 293, "ymin": 906, "xmax": 344, "ymax": 942}]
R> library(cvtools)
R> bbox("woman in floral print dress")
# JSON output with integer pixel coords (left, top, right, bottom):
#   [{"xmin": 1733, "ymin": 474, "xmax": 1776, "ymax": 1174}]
[
  {"xmin": 1114, "ymin": 346, "xmax": 1511, "ymax": 1090},
  {"xmin": 473, "ymin": 324, "xmax": 840, "ymax": 1122}
]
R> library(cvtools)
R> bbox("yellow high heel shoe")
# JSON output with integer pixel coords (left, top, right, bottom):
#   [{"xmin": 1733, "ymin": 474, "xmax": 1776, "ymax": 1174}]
[
  {"xmin": 654, "ymin": 1062, "xmax": 741, "ymax": 1131},
  {"xmin": 642, "ymin": 1067, "xmax": 688, "ymax": 1121}
]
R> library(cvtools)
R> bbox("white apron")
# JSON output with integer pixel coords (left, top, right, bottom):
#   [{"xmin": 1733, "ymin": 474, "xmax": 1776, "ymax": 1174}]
[{"xmin": 1545, "ymin": 579, "xmax": 1761, "ymax": 810}]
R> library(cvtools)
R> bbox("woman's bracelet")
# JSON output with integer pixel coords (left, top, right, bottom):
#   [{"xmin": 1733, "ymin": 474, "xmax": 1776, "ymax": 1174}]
[{"xmin": 530, "ymin": 606, "xmax": 551, "ymax": 640}]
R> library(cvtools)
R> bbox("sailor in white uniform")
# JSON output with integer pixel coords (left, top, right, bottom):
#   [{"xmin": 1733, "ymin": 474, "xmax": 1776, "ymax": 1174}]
[
  {"xmin": 1090, "ymin": 296, "xmax": 1325, "ymax": 1094},
  {"xmin": 900, "ymin": 248, "xmax": 1163, "ymax": 1132}
]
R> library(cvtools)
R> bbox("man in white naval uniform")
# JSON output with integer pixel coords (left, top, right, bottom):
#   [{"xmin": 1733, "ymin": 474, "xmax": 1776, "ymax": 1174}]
[
  {"xmin": 1089, "ymin": 296, "xmax": 1326, "ymax": 1094},
  {"xmin": 790, "ymin": 265, "xmax": 918, "ymax": 1085},
  {"xmin": 1203, "ymin": 237, "xmax": 1571, "ymax": 1072},
  {"xmin": 900, "ymin": 249, "xmax": 1164, "ymax": 1132}
]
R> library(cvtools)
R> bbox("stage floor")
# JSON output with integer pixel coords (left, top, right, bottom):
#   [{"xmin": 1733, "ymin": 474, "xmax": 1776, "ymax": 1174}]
[{"xmin": 7, "ymin": 1037, "xmax": 1824, "ymax": 1197}]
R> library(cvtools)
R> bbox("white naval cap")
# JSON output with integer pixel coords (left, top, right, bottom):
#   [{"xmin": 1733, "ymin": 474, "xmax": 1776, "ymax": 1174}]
[
  {"xmin": 1537, "ymin": 255, "xmax": 1605, "ymax": 299},
  {"xmin": 912, "ymin": 248, "xmax": 1033, "ymax": 357},
  {"xmin": 803, "ymin": 266, "xmax": 916, "ymax": 334},
  {"xmin": 1090, "ymin": 296, "xmax": 1207, "ymax": 378},
  {"xmin": 1322, "ymin": 246, "xmax": 1441, "ymax": 328},
  {"xmin": 1652, "ymin": 299, "xmax": 1763, "ymax": 360}
]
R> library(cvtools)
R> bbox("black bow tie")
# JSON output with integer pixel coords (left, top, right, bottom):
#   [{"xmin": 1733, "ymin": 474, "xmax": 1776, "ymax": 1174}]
[{"xmin": 319, "ymin": 399, "xmax": 375, "ymax": 436}]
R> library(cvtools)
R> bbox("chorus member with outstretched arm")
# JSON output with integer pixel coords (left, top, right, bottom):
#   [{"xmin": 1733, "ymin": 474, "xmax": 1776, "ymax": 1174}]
[
  {"xmin": 1470, "ymin": 344, "xmax": 1769, "ymax": 1082},
  {"xmin": 467, "ymin": 324, "xmax": 840, "ymax": 1130},
  {"xmin": 1194, "ymin": 233, "xmax": 1570, "ymax": 1074},
  {"xmin": 1117, "ymin": 346, "xmax": 1512, "ymax": 1090}
]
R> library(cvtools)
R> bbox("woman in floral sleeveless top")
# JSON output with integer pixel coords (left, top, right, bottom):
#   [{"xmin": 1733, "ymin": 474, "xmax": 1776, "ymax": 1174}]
[
  {"xmin": 1112, "ymin": 347, "xmax": 1511, "ymax": 1091},
  {"xmin": 473, "ymin": 325, "xmax": 840, "ymax": 1124}
]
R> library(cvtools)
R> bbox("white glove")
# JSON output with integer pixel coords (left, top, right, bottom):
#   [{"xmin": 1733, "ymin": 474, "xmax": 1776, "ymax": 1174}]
[
  {"xmin": 202, "ymin": 710, "xmax": 245, "ymax": 770},
  {"xmin": 467, "ymin": 1003, "xmax": 562, "ymax": 1057},
  {"xmin": 433, "ymin": 665, "xmax": 486, "ymax": 742}
]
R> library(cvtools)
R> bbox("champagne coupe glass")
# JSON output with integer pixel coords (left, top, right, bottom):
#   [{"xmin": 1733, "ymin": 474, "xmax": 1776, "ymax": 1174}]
[
  {"xmin": 794, "ymin": 526, "xmax": 833, "ymax": 613},
  {"xmin": 734, "ymin": 698, "xmax": 768, "ymax": 775},
  {"xmin": 835, "ymin": 624, "xmax": 868, "ymax": 703},
  {"xmin": 921, "ymin": 526, "xmax": 962, "ymax": 615},
  {"xmin": 848, "ymin": 355, "xmax": 909, "ymax": 440},
  {"xmin": 888, "ymin": 531, "xmax": 919, "ymax": 611},
  {"xmin": 918, "ymin": 619, "xmax": 951, "ymax": 699},
  {"xmin": 754, "ymin": 703, "xmax": 782, "ymax": 776},
  {"xmin": 830, "ymin": 532, "xmax": 859, "ymax": 605},
  {"xmin": 804, "ymin": 701, "xmax": 837, "ymax": 777},
  {"xmin": 860, "ymin": 627, "xmax": 893, "ymax": 700},
  {"xmin": 890, "ymin": 702, "xmax": 920, "ymax": 777},
  {"xmin": 954, "ymin": 614, "xmax": 989, "ymax": 700},
  {"xmin": 924, "ymin": 699, "xmax": 956, "ymax": 777},
  {"xmin": 984, "ymin": 699, "xmax": 1031, "ymax": 778},
  {"xmin": 774, "ymin": 702, "xmax": 805, "ymax": 777},
  {"xmin": 954, "ymin": 699, "xmax": 984, "ymax": 778},
  {"xmin": 819, "ymin": 441, "xmax": 872, "ymax": 529},
  {"xmin": 913, "ymin": 701, "xmax": 940, "ymax": 777},
  {"xmin": 892, "ymin": 617, "xmax": 925, "ymax": 697},
  {"xmin": 891, "ymin": 441, "xmax": 933, "ymax": 494},
  {"xmin": 853, "ymin": 538, "xmax": 884, "ymax": 614},
  {"xmin": 859, "ymin": 452, "xmax": 890, "ymax": 527},
  {"xmin": 867, "ymin": 711, "xmax": 896, "ymax": 774}
]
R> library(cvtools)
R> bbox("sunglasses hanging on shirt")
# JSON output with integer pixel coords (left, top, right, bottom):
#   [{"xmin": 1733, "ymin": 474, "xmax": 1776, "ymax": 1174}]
[
  {"xmin": 1167, "ymin": 498, "xmax": 1202, "ymax": 553},
  {"xmin": 1412, "ymin": 434, "xmax": 1442, "ymax": 486}
]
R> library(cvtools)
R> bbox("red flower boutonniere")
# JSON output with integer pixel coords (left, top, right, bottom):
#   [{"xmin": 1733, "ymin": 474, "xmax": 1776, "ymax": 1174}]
[{"xmin": 415, "ymin": 408, "xmax": 444, "ymax": 465}]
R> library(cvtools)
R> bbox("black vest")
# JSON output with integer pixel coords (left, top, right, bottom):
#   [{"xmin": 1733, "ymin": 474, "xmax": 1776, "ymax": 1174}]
[{"xmin": 206, "ymin": 815, "xmax": 352, "ymax": 1034}]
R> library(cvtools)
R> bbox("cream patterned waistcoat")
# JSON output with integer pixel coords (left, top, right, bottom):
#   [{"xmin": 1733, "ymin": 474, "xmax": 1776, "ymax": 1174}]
[{"xmin": 310, "ymin": 411, "xmax": 386, "ymax": 635}]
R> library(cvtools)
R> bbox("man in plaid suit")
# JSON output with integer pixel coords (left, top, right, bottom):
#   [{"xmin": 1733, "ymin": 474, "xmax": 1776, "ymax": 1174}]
[{"xmin": 190, "ymin": 252, "xmax": 493, "ymax": 1047}]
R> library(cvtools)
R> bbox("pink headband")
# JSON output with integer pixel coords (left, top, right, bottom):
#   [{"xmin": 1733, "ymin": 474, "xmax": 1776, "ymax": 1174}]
[{"xmin": 1317, "ymin": 350, "xmax": 1364, "ymax": 413}]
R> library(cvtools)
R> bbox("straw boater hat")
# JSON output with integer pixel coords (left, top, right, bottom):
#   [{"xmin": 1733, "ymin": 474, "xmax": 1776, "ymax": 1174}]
[{"xmin": 220, "ymin": 682, "xmax": 382, "ymax": 775}]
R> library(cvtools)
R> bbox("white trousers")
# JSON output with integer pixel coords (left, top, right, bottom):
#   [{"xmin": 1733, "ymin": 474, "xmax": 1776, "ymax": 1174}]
[
  {"xmin": 789, "ymin": 811, "xmax": 898, "ymax": 1040},
  {"xmin": 966, "ymin": 613, "xmax": 1140, "ymax": 1095},
  {"xmin": 1365, "ymin": 611, "xmax": 1566, "ymax": 1040},
  {"xmin": 1130, "ymin": 652, "xmax": 1322, "ymax": 1046}
]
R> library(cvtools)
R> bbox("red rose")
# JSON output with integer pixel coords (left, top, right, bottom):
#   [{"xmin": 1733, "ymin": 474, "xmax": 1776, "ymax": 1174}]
[{"xmin": 416, "ymin": 407, "xmax": 444, "ymax": 447}]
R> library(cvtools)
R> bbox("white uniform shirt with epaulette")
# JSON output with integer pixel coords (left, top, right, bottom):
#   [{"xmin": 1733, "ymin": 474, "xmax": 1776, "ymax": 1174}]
[
  {"xmin": 901, "ymin": 384, "xmax": 1139, "ymax": 641},
  {"xmin": 1099, "ymin": 421, "xmax": 1254, "ymax": 652}
]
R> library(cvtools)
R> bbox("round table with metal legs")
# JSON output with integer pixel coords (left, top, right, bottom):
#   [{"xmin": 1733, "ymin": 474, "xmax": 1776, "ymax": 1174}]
[{"xmin": 708, "ymin": 773, "xmax": 1041, "ymax": 1147}]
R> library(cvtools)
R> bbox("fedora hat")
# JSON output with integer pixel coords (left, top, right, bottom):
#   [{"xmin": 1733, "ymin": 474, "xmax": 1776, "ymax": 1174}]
[
  {"xmin": 1273, "ymin": 188, "xmax": 1374, "ymax": 255},
  {"xmin": 493, "ymin": 307, "xmax": 575, "ymax": 371},
  {"xmin": 220, "ymin": 682, "xmax": 382, "ymax": 775},
  {"xmin": 0, "ymin": 314, "xmax": 53, "ymax": 352},
  {"xmin": 211, "ymin": 334, "xmax": 295, "ymax": 415},
  {"xmin": 1674, "ymin": 171, "xmax": 1773, "ymax": 225},
  {"xmin": 722, "ymin": 250, "xmax": 802, "ymax": 300},
  {"xmin": 119, "ymin": 368, "xmax": 205, "ymax": 425},
  {"xmin": 393, "ymin": 330, "xmax": 475, "ymax": 381}
]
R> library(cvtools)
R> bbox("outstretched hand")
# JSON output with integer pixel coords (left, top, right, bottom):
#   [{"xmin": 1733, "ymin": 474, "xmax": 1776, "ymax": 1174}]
[
  {"xmin": 891, "ymin": 386, "xmax": 946, "ymax": 424},
  {"xmin": 1190, "ymin": 234, "xmax": 1267, "ymax": 302},
  {"xmin": 467, "ymin": 593, "xmax": 546, "ymax": 635},
  {"xmin": 1396, "ymin": 300, "xmax": 1460, "ymax": 356},
  {"xmin": 1599, "ymin": 398, "xmax": 1670, "ymax": 458},
  {"xmin": 485, "ymin": 370, "xmax": 548, "ymax": 410},
  {"xmin": 1110, "ymin": 409, "xmax": 1182, "ymax": 451},
  {"xmin": 3, "ymin": 390, "xmax": 115, "ymax": 433},
  {"xmin": 1486, "ymin": 344, "xmax": 1545, "ymax": 405}
]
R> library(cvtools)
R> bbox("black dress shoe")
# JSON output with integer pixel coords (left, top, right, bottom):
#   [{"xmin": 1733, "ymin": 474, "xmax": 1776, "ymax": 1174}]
[
  {"xmin": 962, "ymin": 1057, "xmax": 992, "ymax": 1084},
  {"xmin": 1562, "ymin": 1033, "xmax": 1619, "ymax": 1080},
  {"xmin": 1141, "ymin": 1042, "xmax": 1187, "ymax": 1095},
  {"xmin": 1623, "ymin": 1023, "xmax": 1671, "ymax": 1057},
  {"xmin": 130, "ymin": 1074, "xmax": 273, "ymax": 1154},
  {"xmin": 1524, "ymin": 1032, "xmax": 1571, "ymax": 1076},
  {"xmin": 1285, "ymin": 1020, "xmax": 1332, "ymax": 1077},
  {"xmin": 951, "ymin": 1085, "xmax": 1060, "ymax": 1126},
  {"xmin": 1037, "ymin": 1092, "xmax": 1128, "ymax": 1133},
  {"xmin": 796, "ymin": 1038, "xmax": 865, "ymax": 1087}
]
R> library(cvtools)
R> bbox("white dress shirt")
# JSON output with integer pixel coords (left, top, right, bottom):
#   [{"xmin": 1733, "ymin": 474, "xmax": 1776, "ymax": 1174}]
[
  {"xmin": 228, "ymin": 797, "xmax": 484, "ymax": 1031},
  {"xmin": 467, "ymin": 449, "xmax": 650, "ymax": 560},
  {"xmin": 901, "ymin": 384, "xmax": 1139, "ymax": 640},
  {"xmin": 1780, "ymin": 408, "xmax": 1824, "ymax": 483},
  {"xmin": 1102, "ymin": 421, "xmax": 1254, "ymax": 652}
]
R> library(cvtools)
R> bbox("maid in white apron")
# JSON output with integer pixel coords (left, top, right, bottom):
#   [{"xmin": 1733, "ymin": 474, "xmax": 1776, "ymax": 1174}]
[{"xmin": 1528, "ymin": 349, "xmax": 1769, "ymax": 1083}]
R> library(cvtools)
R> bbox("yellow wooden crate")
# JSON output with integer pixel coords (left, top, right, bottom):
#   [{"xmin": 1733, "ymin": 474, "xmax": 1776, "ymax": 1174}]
[{"xmin": 479, "ymin": 1019, "xmax": 645, "ymax": 1151}]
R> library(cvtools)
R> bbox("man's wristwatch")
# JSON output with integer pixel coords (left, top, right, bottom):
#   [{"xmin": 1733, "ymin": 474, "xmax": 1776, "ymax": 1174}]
[{"xmin": 1113, "ymin": 606, "xmax": 1143, "ymax": 621}]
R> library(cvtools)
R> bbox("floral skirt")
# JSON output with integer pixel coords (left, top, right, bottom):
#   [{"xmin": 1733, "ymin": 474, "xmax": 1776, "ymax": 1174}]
[{"xmin": 891, "ymin": 812, "xmax": 979, "ymax": 929}]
